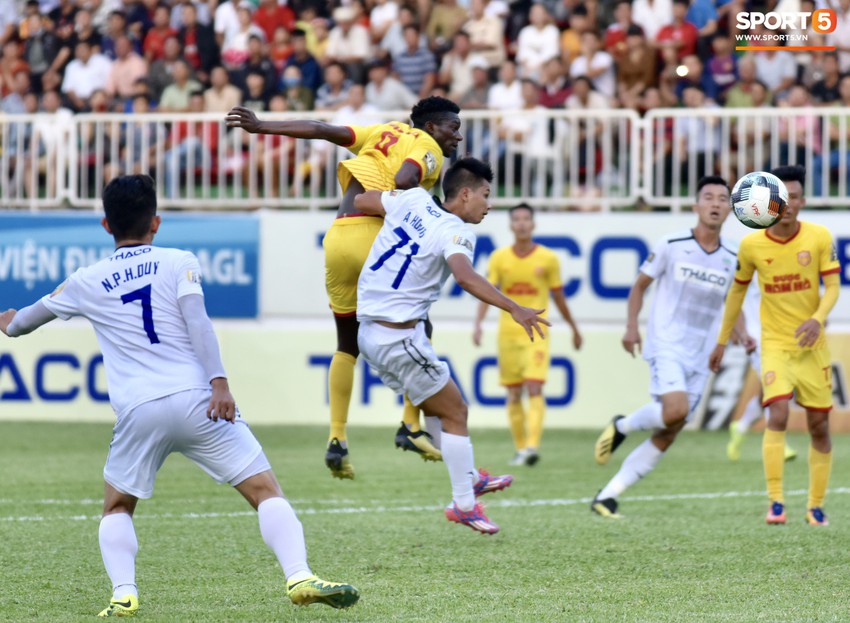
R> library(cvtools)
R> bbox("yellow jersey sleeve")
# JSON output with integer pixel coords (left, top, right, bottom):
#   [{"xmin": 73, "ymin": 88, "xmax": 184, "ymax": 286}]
[
  {"xmin": 342, "ymin": 124, "xmax": 382, "ymax": 155},
  {"xmin": 486, "ymin": 249, "xmax": 502, "ymax": 287},
  {"xmin": 818, "ymin": 227, "xmax": 841, "ymax": 277},
  {"xmin": 733, "ymin": 235, "xmax": 757, "ymax": 285},
  {"xmin": 545, "ymin": 250, "xmax": 563, "ymax": 291},
  {"xmin": 404, "ymin": 132, "xmax": 444, "ymax": 191}
]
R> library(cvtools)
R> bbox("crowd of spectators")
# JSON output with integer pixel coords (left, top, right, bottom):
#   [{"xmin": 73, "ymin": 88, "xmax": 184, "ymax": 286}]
[{"xmin": 1, "ymin": 0, "xmax": 849, "ymax": 201}]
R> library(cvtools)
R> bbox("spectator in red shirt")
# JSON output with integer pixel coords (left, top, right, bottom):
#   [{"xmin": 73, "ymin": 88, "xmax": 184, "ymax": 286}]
[
  {"xmin": 143, "ymin": 4, "xmax": 177, "ymax": 63},
  {"xmin": 605, "ymin": 0, "xmax": 643, "ymax": 61},
  {"xmin": 538, "ymin": 57, "xmax": 570, "ymax": 108},
  {"xmin": 178, "ymin": 2, "xmax": 218, "ymax": 84},
  {"xmin": 253, "ymin": 0, "xmax": 296, "ymax": 44},
  {"xmin": 654, "ymin": 0, "xmax": 698, "ymax": 61}
]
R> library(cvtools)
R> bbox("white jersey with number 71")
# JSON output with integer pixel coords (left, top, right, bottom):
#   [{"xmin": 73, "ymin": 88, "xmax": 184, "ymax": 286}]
[{"xmin": 357, "ymin": 187, "xmax": 476, "ymax": 324}]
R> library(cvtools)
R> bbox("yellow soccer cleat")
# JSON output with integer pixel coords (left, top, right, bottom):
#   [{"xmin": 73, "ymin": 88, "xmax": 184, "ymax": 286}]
[
  {"xmin": 594, "ymin": 416, "xmax": 626, "ymax": 465},
  {"xmin": 727, "ymin": 426, "xmax": 745, "ymax": 462},
  {"xmin": 97, "ymin": 594, "xmax": 138, "ymax": 617},
  {"xmin": 590, "ymin": 495, "xmax": 623, "ymax": 520},
  {"xmin": 394, "ymin": 423, "xmax": 442, "ymax": 462},
  {"xmin": 784, "ymin": 444, "xmax": 798, "ymax": 462},
  {"xmin": 325, "ymin": 438, "xmax": 355, "ymax": 480},
  {"xmin": 287, "ymin": 575, "xmax": 360, "ymax": 609}
]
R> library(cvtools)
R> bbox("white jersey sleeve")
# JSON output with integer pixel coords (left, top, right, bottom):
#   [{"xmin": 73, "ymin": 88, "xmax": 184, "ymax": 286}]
[
  {"xmin": 40, "ymin": 272, "xmax": 85, "ymax": 320},
  {"xmin": 639, "ymin": 237, "xmax": 670, "ymax": 280},
  {"xmin": 41, "ymin": 245, "xmax": 213, "ymax": 417}
]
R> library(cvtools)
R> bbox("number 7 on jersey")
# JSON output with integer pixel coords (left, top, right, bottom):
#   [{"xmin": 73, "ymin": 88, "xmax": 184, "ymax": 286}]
[{"xmin": 369, "ymin": 226, "xmax": 419, "ymax": 290}]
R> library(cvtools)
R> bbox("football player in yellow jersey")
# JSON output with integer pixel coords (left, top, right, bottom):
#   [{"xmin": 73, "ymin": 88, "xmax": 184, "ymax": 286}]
[
  {"xmin": 710, "ymin": 165, "xmax": 840, "ymax": 526},
  {"xmin": 472, "ymin": 204, "xmax": 583, "ymax": 466},
  {"xmin": 226, "ymin": 98, "xmax": 463, "ymax": 479}
]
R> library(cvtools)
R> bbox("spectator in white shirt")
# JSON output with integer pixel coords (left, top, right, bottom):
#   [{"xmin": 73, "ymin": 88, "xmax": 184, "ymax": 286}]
[
  {"xmin": 439, "ymin": 31, "xmax": 488, "ymax": 101},
  {"xmin": 26, "ymin": 89, "xmax": 73, "ymax": 199},
  {"xmin": 753, "ymin": 42, "xmax": 797, "ymax": 97},
  {"xmin": 463, "ymin": 0, "xmax": 506, "ymax": 69},
  {"xmin": 61, "ymin": 40, "xmax": 112, "ymax": 111},
  {"xmin": 631, "ymin": 0, "xmax": 673, "ymax": 40},
  {"xmin": 326, "ymin": 5, "xmax": 372, "ymax": 83},
  {"xmin": 487, "ymin": 58, "xmax": 524, "ymax": 110},
  {"xmin": 370, "ymin": 0, "xmax": 399, "ymax": 44},
  {"xmin": 827, "ymin": 0, "xmax": 850, "ymax": 72},
  {"xmin": 364, "ymin": 58, "xmax": 417, "ymax": 111},
  {"xmin": 515, "ymin": 3, "xmax": 560, "ymax": 79},
  {"xmin": 570, "ymin": 31, "xmax": 616, "ymax": 99},
  {"xmin": 214, "ymin": 0, "xmax": 241, "ymax": 49}
]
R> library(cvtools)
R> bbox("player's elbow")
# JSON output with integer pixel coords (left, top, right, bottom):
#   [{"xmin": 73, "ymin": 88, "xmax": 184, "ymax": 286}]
[{"xmin": 394, "ymin": 170, "xmax": 421, "ymax": 189}]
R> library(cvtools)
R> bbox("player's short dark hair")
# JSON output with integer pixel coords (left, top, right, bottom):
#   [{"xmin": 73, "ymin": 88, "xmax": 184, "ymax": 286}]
[
  {"xmin": 696, "ymin": 175, "xmax": 729, "ymax": 197},
  {"xmin": 509, "ymin": 202, "xmax": 534, "ymax": 217},
  {"xmin": 443, "ymin": 157, "xmax": 493, "ymax": 201},
  {"xmin": 409, "ymin": 96, "xmax": 460, "ymax": 128},
  {"xmin": 771, "ymin": 164, "xmax": 806, "ymax": 189},
  {"xmin": 102, "ymin": 175, "xmax": 157, "ymax": 240}
]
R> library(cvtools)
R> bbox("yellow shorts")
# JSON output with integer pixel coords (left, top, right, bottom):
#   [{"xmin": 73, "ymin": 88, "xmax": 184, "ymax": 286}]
[
  {"xmin": 498, "ymin": 336, "xmax": 550, "ymax": 386},
  {"xmin": 322, "ymin": 215, "xmax": 383, "ymax": 316},
  {"xmin": 761, "ymin": 348, "xmax": 833, "ymax": 412}
]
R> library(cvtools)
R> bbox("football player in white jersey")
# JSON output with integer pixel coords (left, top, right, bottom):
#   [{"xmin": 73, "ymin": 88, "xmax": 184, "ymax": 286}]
[
  {"xmin": 0, "ymin": 175, "xmax": 359, "ymax": 616},
  {"xmin": 590, "ymin": 175, "xmax": 746, "ymax": 519},
  {"xmin": 726, "ymin": 286, "xmax": 798, "ymax": 462},
  {"xmin": 353, "ymin": 158, "xmax": 550, "ymax": 535}
]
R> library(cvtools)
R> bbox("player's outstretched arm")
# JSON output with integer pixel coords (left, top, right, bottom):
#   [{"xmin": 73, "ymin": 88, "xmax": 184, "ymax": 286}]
[
  {"xmin": 353, "ymin": 190, "xmax": 386, "ymax": 216},
  {"xmin": 448, "ymin": 254, "xmax": 551, "ymax": 341},
  {"xmin": 1, "ymin": 301, "xmax": 58, "ymax": 337},
  {"xmin": 394, "ymin": 161, "xmax": 424, "ymax": 189},
  {"xmin": 225, "ymin": 106, "xmax": 353, "ymax": 146},
  {"xmin": 178, "ymin": 294, "xmax": 236, "ymax": 423},
  {"xmin": 551, "ymin": 288, "xmax": 583, "ymax": 350},
  {"xmin": 709, "ymin": 279, "xmax": 749, "ymax": 372},
  {"xmin": 622, "ymin": 273, "xmax": 653, "ymax": 357}
]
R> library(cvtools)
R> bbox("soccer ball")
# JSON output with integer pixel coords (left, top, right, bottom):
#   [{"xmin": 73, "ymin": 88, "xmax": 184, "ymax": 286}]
[{"xmin": 730, "ymin": 172, "xmax": 788, "ymax": 229}]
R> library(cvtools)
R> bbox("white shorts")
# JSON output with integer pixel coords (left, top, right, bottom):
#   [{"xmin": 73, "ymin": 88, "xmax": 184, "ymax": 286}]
[
  {"xmin": 648, "ymin": 357, "xmax": 708, "ymax": 417},
  {"xmin": 358, "ymin": 320, "xmax": 450, "ymax": 407},
  {"xmin": 104, "ymin": 389, "xmax": 268, "ymax": 499}
]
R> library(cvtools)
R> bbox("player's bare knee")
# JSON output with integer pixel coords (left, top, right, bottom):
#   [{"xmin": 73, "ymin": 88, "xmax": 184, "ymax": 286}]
[{"xmin": 235, "ymin": 470, "xmax": 282, "ymax": 510}]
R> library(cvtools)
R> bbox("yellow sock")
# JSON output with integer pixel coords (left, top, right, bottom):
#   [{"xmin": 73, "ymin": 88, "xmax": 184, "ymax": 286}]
[
  {"xmin": 763, "ymin": 429, "xmax": 786, "ymax": 503},
  {"xmin": 807, "ymin": 445, "xmax": 833, "ymax": 509},
  {"xmin": 507, "ymin": 401, "xmax": 526, "ymax": 451},
  {"xmin": 328, "ymin": 351, "xmax": 356, "ymax": 441},
  {"xmin": 402, "ymin": 395, "xmax": 421, "ymax": 432},
  {"xmin": 526, "ymin": 395, "xmax": 546, "ymax": 450}
]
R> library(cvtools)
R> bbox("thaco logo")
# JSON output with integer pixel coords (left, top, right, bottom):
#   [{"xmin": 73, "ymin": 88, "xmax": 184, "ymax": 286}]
[{"xmin": 735, "ymin": 9, "xmax": 837, "ymax": 51}]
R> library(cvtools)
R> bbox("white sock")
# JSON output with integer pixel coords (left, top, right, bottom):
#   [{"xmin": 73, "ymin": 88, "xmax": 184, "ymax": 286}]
[
  {"xmin": 99, "ymin": 513, "xmax": 139, "ymax": 600},
  {"xmin": 618, "ymin": 402, "xmax": 664, "ymax": 434},
  {"xmin": 441, "ymin": 432, "xmax": 476, "ymax": 512},
  {"xmin": 258, "ymin": 497, "xmax": 312, "ymax": 583},
  {"xmin": 425, "ymin": 416, "xmax": 442, "ymax": 449},
  {"xmin": 737, "ymin": 395, "xmax": 763, "ymax": 433},
  {"xmin": 598, "ymin": 439, "xmax": 664, "ymax": 500}
]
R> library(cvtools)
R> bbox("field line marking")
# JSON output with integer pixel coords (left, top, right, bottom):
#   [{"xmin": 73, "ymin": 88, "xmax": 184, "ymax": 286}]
[{"xmin": 3, "ymin": 487, "xmax": 850, "ymax": 523}]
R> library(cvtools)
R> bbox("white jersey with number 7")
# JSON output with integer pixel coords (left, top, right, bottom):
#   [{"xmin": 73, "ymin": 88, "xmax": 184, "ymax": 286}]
[
  {"xmin": 357, "ymin": 187, "xmax": 476, "ymax": 324},
  {"xmin": 40, "ymin": 245, "xmax": 211, "ymax": 417}
]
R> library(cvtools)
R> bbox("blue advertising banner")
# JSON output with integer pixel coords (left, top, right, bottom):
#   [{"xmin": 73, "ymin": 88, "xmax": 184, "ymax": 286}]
[{"xmin": 0, "ymin": 212, "xmax": 259, "ymax": 318}]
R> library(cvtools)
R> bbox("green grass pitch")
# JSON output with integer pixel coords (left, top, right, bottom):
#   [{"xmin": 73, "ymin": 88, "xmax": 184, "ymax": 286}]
[{"xmin": 1, "ymin": 422, "xmax": 848, "ymax": 622}]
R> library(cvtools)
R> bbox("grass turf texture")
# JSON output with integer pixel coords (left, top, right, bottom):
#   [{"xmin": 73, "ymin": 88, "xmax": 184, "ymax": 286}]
[{"xmin": 1, "ymin": 423, "xmax": 849, "ymax": 622}]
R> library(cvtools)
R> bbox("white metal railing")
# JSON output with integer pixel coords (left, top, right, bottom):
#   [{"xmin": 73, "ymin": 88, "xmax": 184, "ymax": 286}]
[
  {"xmin": 1, "ymin": 107, "xmax": 848, "ymax": 211},
  {"xmin": 643, "ymin": 106, "xmax": 850, "ymax": 211}
]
